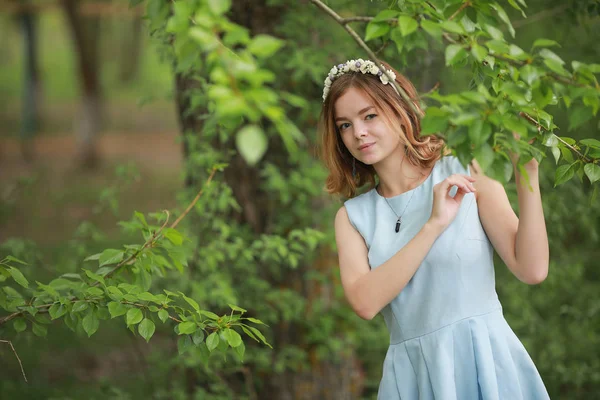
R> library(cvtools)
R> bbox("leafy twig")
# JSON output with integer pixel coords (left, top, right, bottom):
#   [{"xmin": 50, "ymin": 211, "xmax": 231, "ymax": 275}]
[
  {"xmin": 0, "ymin": 340, "xmax": 27, "ymax": 382},
  {"xmin": 519, "ymin": 111, "xmax": 592, "ymax": 163},
  {"xmin": 308, "ymin": 0, "xmax": 421, "ymax": 116},
  {"xmin": 448, "ymin": 1, "xmax": 470, "ymax": 21}
]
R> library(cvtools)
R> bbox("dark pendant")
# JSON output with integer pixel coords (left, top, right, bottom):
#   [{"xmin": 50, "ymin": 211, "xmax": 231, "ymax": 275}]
[{"xmin": 395, "ymin": 217, "xmax": 401, "ymax": 233}]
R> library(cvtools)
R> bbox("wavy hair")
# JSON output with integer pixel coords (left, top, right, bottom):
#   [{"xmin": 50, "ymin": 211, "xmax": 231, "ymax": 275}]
[{"xmin": 318, "ymin": 62, "xmax": 445, "ymax": 198}]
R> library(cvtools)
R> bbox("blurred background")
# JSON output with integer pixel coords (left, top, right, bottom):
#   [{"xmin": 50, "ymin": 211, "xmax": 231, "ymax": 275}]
[{"xmin": 0, "ymin": 0, "xmax": 599, "ymax": 399}]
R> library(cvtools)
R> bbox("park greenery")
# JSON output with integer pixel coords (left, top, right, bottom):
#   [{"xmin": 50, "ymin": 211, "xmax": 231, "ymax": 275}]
[{"xmin": 1, "ymin": 0, "xmax": 599, "ymax": 398}]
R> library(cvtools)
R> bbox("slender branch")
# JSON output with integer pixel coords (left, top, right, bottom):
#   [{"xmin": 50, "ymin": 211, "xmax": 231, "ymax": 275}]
[
  {"xmin": 519, "ymin": 112, "xmax": 592, "ymax": 163},
  {"xmin": 448, "ymin": 1, "xmax": 470, "ymax": 21},
  {"xmin": 0, "ymin": 340, "xmax": 28, "ymax": 382},
  {"xmin": 171, "ymin": 167, "xmax": 217, "ymax": 229},
  {"xmin": 0, "ymin": 169, "xmax": 220, "ymax": 327},
  {"xmin": 309, "ymin": 0, "xmax": 421, "ymax": 116}
]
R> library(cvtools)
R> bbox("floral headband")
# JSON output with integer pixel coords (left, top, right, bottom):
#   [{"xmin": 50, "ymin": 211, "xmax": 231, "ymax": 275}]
[{"xmin": 322, "ymin": 59, "xmax": 398, "ymax": 102}]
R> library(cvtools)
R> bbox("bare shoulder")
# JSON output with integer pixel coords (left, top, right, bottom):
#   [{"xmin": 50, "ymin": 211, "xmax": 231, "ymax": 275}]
[
  {"xmin": 469, "ymin": 159, "xmax": 505, "ymax": 202},
  {"xmin": 334, "ymin": 205, "xmax": 370, "ymax": 285}
]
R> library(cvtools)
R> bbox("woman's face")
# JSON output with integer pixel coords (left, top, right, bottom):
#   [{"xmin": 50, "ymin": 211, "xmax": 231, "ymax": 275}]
[{"xmin": 334, "ymin": 87, "xmax": 403, "ymax": 166}]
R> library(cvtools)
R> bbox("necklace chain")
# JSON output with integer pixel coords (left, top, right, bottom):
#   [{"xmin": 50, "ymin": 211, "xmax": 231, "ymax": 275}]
[{"xmin": 382, "ymin": 189, "xmax": 416, "ymax": 233}]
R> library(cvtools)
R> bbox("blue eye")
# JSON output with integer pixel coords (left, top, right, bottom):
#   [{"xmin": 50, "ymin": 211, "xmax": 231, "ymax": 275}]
[
  {"xmin": 366, "ymin": 114, "xmax": 377, "ymax": 120},
  {"xmin": 339, "ymin": 122, "xmax": 351, "ymax": 131}
]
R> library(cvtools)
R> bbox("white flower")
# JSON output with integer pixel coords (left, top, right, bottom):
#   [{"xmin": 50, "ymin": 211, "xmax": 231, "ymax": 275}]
[
  {"xmin": 325, "ymin": 76, "xmax": 332, "ymax": 87},
  {"xmin": 380, "ymin": 74, "xmax": 389, "ymax": 84},
  {"xmin": 360, "ymin": 62, "xmax": 371, "ymax": 74},
  {"xmin": 387, "ymin": 70, "xmax": 397, "ymax": 81},
  {"xmin": 329, "ymin": 66, "xmax": 338, "ymax": 75}
]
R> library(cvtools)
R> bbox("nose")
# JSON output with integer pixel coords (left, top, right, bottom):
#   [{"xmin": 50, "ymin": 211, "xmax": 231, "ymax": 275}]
[{"xmin": 354, "ymin": 121, "xmax": 368, "ymax": 138}]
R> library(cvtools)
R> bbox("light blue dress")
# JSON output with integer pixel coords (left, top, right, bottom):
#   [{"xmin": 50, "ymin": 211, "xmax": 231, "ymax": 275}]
[{"xmin": 344, "ymin": 156, "xmax": 550, "ymax": 400}]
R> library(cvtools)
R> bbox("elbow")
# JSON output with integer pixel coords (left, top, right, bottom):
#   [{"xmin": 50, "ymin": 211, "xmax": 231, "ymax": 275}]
[
  {"xmin": 520, "ymin": 262, "xmax": 549, "ymax": 285},
  {"xmin": 354, "ymin": 306, "xmax": 377, "ymax": 321},
  {"xmin": 348, "ymin": 293, "xmax": 378, "ymax": 320}
]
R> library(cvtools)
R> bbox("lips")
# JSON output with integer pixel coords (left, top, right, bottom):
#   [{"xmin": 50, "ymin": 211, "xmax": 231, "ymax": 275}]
[{"xmin": 358, "ymin": 143, "xmax": 375, "ymax": 151}]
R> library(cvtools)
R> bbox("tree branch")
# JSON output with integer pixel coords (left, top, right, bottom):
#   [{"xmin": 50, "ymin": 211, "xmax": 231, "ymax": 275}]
[
  {"xmin": 448, "ymin": 1, "xmax": 470, "ymax": 21},
  {"xmin": 0, "ymin": 340, "xmax": 27, "ymax": 382},
  {"xmin": 309, "ymin": 0, "xmax": 421, "ymax": 116},
  {"xmin": 519, "ymin": 112, "xmax": 592, "ymax": 163}
]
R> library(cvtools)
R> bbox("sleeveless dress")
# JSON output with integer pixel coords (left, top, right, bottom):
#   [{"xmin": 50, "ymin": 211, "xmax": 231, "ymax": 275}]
[{"xmin": 344, "ymin": 156, "xmax": 550, "ymax": 400}]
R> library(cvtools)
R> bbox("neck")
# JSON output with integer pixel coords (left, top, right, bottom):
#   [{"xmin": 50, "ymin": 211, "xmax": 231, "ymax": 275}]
[{"xmin": 374, "ymin": 146, "xmax": 429, "ymax": 197}]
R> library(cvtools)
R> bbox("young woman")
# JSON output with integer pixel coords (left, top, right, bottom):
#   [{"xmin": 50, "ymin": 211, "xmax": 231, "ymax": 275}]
[{"xmin": 319, "ymin": 59, "xmax": 550, "ymax": 399}]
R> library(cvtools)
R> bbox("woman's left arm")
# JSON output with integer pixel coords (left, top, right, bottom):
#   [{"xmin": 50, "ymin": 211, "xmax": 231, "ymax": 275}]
[{"xmin": 470, "ymin": 159, "xmax": 549, "ymax": 284}]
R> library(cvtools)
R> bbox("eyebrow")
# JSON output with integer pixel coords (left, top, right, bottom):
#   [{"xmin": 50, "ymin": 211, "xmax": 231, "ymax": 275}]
[{"xmin": 335, "ymin": 106, "xmax": 375, "ymax": 122}]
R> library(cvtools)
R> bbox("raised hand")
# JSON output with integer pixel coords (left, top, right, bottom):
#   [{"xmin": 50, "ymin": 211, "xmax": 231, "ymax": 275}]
[{"xmin": 428, "ymin": 174, "xmax": 476, "ymax": 231}]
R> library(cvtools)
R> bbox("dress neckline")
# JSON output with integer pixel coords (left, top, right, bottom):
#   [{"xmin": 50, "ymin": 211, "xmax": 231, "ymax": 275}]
[{"xmin": 372, "ymin": 158, "xmax": 440, "ymax": 201}]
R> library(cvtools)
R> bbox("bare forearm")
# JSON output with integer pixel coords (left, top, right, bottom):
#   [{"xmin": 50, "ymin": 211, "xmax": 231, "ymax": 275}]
[
  {"xmin": 349, "ymin": 222, "xmax": 443, "ymax": 320},
  {"xmin": 514, "ymin": 167, "xmax": 549, "ymax": 283}
]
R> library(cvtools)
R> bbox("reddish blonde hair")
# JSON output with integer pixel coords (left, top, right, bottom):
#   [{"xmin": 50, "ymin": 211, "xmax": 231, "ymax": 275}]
[{"xmin": 319, "ymin": 62, "xmax": 445, "ymax": 198}]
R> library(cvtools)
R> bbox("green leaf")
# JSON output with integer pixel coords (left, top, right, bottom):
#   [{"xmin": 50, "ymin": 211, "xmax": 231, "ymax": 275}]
[
  {"xmin": 247, "ymin": 326, "xmax": 272, "ymax": 348},
  {"xmin": 440, "ymin": 20, "xmax": 465, "ymax": 34},
  {"xmin": 178, "ymin": 321, "xmax": 197, "ymax": 335},
  {"xmin": 8, "ymin": 267, "xmax": 28, "ymax": 288},
  {"xmin": 445, "ymin": 45, "xmax": 467, "ymax": 66},
  {"xmin": 5, "ymin": 255, "xmax": 27, "ymax": 265},
  {"xmin": 206, "ymin": 332, "xmax": 220, "ymax": 352},
  {"xmin": 568, "ymin": 106, "xmax": 593, "ymax": 131},
  {"xmin": 532, "ymin": 39, "xmax": 560, "ymax": 50},
  {"xmin": 108, "ymin": 302, "xmax": 128, "ymax": 318},
  {"xmin": 98, "ymin": 249, "xmax": 125, "ymax": 267},
  {"xmin": 199, "ymin": 310, "xmax": 220, "ymax": 321},
  {"xmin": 207, "ymin": 0, "xmax": 230, "ymax": 15},
  {"xmin": 234, "ymin": 340, "xmax": 245, "ymax": 361},
  {"xmin": 236, "ymin": 125, "xmax": 267, "ymax": 166},
  {"xmin": 72, "ymin": 301, "xmax": 89, "ymax": 313},
  {"xmin": 485, "ymin": 40, "xmax": 510, "ymax": 54},
  {"xmin": 520, "ymin": 65, "xmax": 541, "ymax": 86},
  {"xmin": 49, "ymin": 303, "xmax": 67, "ymax": 320},
  {"xmin": 421, "ymin": 19, "xmax": 442, "ymax": 41},
  {"xmin": 584, "ymin": 163, "xmax": 600, "ymax": 184},
  {"xmin": 228, "ymin": 304, "xmax": 247, "ymax": 313},
  {"xmin": 421, "ymin": 114, "xmax": 448, "ymax": 135},
  {"xmin": 581, "ymin": 139, "xmax": 600, "ymax": 148},
  {"xmin": 491, "ymin": 3, "xmax": 515, "ymax": 37},
  {"xmin": 32, "ymin": 322, "xmax": 47, "ymax": 337},
  {"xmin": 82, "ymin": 312, "xmax": 100, "ymax": 337},
  {"xmin": 177, "ymin": 335, "xmax": 193, "ymax": 355},
  {"xmin": 84, "ymin": 269, "xmax": 105, "ymax": 286},
  {"xmin": 247, "ymin": 35, "xmax": 284, "ymax": 58},
  {"xmin": 398, "ymin": 16, "xmax": 418, "ymax": 37},
  {"xmin": 13, "ymin": 319, "xmax": 26, "ymax": 332},
  {"xmin": 86, "ymin": 287, "xmax": 104, "ymax": 297},
  {"xmin": 539, "ymin": 48, "xmax": 564, "ymax": 65},
  {"xmin": 364, "ymin": 21, "xmax": 390, "ymax": 41},
  {"xmin": 245, "ymin": 317, "xmax": 267, "ymax": 325},
  {"xmin": 84, "ymin": 253, "xmax": 101, "ymax": 262},
  {"xmin": 471, "ymin": 43, "xmax": 488, "ymax": 62},
  {"xmin": 544, "ymin": 59, "xmax": 570, "ymax": 77},
  {"xmin": 126, "ymin": 308, "xmax": 143, "ymax": 325},
  {"xmin": 468, "ymin": 120, "xmax": 492, "ymax": 147},
  {"xmin": 192, "ymin": 330, "xmax": 205, "ymax": 345},
  {"xmin": 164, "ymin": 228, "xmax": 183, "ymax": 246},
  {"xmin": 373, "ymin": 9, "xmax": 400, "ymax": 22},
  {"xmin": 158, "ymin": 309, "xmax": 169, "ymax": 323},
  {"xmin": 223, "ymin": 328, "xmax": 243, "ymax": 348},
  {"xmin": 555, "ymin": 163, "xmax": 576, "ymax": 186},
  {"xmin": 138, "ymin": 318, "xmax": 155, "ymax": 342}
]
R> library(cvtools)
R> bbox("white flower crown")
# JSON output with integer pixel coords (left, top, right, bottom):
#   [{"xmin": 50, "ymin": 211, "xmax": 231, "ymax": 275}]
[{"xmin": 322, "ymin": 59, "xmax": 399, "ymax": 102}]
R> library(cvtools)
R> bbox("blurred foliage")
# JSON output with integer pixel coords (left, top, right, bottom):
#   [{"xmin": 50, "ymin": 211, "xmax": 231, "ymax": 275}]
[{"xmin": 1, "ymin": 0, "xmax": 599, "ymax": 398}]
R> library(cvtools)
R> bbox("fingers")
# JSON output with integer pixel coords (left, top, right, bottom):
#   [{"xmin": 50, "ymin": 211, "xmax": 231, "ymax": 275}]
[{"xmin": 435, "ymin": 174, "xmax": 476, "ymax": 194}]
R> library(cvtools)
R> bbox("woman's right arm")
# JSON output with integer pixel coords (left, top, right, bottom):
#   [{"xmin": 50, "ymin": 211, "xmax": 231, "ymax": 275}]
[{"xmin": 335, "ymin": 174, "xmax": 476, "ymax": 320}]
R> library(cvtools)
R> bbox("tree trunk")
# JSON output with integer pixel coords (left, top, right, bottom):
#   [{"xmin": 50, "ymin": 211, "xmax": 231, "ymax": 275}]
[
  {"xmin": 174, "ymin": 0, "xmax": 365, "ymax": 398},
  {"xmin": 62, "ymin": 0, "xmax": 102, "ymax": 167},
  {"xmin": 19, "ymin": 8, "xmax": 41, "ymax": 162}
]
